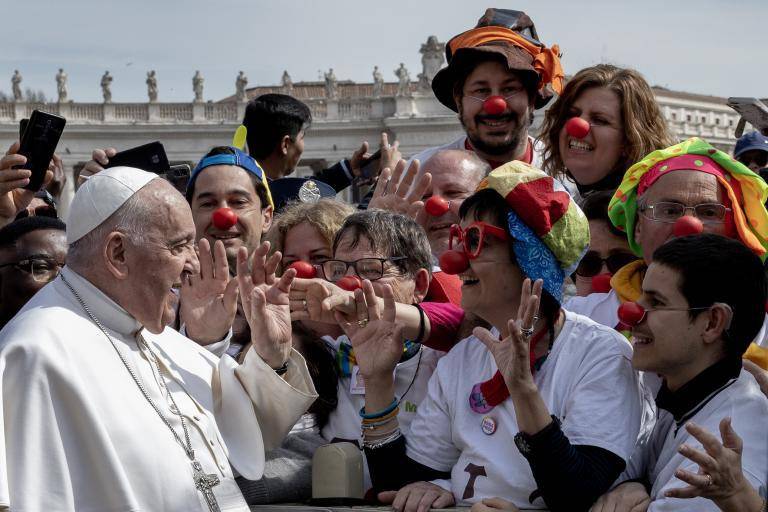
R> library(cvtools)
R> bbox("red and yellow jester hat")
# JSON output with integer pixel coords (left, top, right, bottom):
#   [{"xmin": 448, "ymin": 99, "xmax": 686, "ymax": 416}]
[{"xmin": 608, "ymin": 137, "xmax": 768, "ymax": 260}]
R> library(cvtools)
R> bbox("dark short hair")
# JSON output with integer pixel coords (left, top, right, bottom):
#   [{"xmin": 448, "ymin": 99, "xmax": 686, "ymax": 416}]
[
  {"xmin": 653, "ymin": 234, "xmax": 767, "ymax": 358},
  {"xmin": 0, "ymin": 216, "xmax": 66, "ymax": 250},
  {"xmin": 185, "ymin": 146, "xmax": 270, "ymax": 209},
  {"xmin": 581, "ymin": 190, "xmax": 625, "ymax": 238},
  {"xmin": 332, "ymin": 210, "xmax": 432, "ymax": 278},
  {"xmin": 243, "ymin": 94, "xmax": 312, "ymax": 160}
]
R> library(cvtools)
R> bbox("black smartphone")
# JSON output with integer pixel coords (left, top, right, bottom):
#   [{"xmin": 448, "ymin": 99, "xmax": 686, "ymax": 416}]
[
  {"xmin": 105, "ymin": 141, "xmax": 169, "ymax": 173},
  {"xmin": 165, "ymin": 164, "xmax": 191, "ymax": 194},
  {"xmin": 19, "ymin": 118, "xmax": 28, "ymax": 139},
  {"xmin": 14, "ymin": 110, "xmax": 66, "ymax": 191},
  {"xmin": 359, "ymin": 149, "xmax": 382, "ymax": 179}
]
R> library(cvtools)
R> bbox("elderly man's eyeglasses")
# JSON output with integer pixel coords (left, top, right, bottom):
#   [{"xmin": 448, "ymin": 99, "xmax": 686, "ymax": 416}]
[
  {"xmin": 639, "ymin": 202, "xmax": 730, "ymax": 224},
  {"xmin": 321, "ymin": 257, "xmax": 407, "ymax": 283},
  {"xmin": 0, "ymin": 257, "xmax": 64, "ymax": 283},
  {"xmin": 448, "ymin": 222, "xmax": 510, "ymax": 259}
]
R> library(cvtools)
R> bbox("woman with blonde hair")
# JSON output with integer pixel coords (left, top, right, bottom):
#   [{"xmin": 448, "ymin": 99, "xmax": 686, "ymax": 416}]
[{"xmin": 540, "ymin": 64, "xmax": 675, "ymax": 194}]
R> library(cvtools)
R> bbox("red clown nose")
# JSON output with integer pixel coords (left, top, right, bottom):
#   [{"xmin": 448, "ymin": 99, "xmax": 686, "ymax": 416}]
[
  {"xmin": 672, "ymin": 216, "xmax": 704, "ymax": 237},
  {"xmin": 482, "ymin": 96, "xmax": 507, "ymax": 115},
  {"xmin": 337, "ymin": 275, "xmax": 362, "ymax": 291},
  {"xmin": 565, "ymin": 117, "xmax": 590, "ymax": 139},
  {"xmin": 212, "ymin": 208, "xmax": 238, "ymax": 230},
  {"xmin": 425, "ymin": 196, "xmax": 450, "ymax": 217},
  {"xmin": 591, "ymin": 273, "xmax": 612, "ymax": 293},
  {"xmin": 287, "ymin": 261, "xmax": 317, "ymax": 279},
  {"xmin": 617, "ymin": 302, "xmax": 646, "ymax": 327},
  {"xmin": 439, "ymin": 250, "xmax": 469, "ymax": 275}
]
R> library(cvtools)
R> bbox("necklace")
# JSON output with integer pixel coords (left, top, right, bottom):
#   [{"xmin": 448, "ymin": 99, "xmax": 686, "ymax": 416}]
[{"xmin": 61, "ymin": 274, "xmax": 222, "ymax": 512}]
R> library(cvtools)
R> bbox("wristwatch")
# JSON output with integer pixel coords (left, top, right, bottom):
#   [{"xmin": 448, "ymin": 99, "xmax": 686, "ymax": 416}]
[{"xmin": 514, "ymin": 415, "xmax": 562, "ymax": 457}]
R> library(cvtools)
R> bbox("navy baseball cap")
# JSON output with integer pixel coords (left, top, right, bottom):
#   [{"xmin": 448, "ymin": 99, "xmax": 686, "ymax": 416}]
[
  {"xmin": 270, "ymin": 177, "xmax": 336, "ymax": 213},
  {"xmin": 734, "ymin": 131, "xmax": 768, "ymax": 158}
]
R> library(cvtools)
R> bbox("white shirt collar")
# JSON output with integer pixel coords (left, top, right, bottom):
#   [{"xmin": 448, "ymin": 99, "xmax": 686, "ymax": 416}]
[{"xmin": 58, "ymin": 266, "xmax": 142, "ymax": 337}]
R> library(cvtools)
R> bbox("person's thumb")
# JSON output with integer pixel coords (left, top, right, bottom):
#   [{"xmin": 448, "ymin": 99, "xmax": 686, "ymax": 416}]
[{"xmin": 377, "ymin": 491, "xmax": 397, "ymax": 504}]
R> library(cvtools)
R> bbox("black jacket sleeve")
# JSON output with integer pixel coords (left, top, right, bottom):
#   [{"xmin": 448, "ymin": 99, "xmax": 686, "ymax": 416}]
[
  {"xmin": 314, "ymin": 160, "xmax": 352, "ymax": 193},
  {"xmin": 519, "ymin": 420, "xmax": 626, "ymax": 512},
  {"xmin": 364, "ymin": 435, "xmax": 451, "ymax": 493}
]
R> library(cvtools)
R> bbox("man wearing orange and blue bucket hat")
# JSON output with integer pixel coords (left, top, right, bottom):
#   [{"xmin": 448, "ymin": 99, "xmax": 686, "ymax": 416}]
[
  {"xmin": 411, "ymin": 8, "xmax": 564, "ymax": 170},
  {"xmin": 566, "ymin": 137, "xmax": 768, "ymax": 369}
]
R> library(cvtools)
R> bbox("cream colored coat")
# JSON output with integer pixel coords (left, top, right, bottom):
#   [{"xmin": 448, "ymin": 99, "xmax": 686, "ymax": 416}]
[{"xmin": 0, "ymin": 267, "xmax": 317, "ymax": 511}]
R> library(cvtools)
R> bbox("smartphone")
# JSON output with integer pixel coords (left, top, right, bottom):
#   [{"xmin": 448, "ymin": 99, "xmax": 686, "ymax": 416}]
[
  {"xmin": 19, "ymin": 118, "xmax": 28, "ymax": 139},
  {"xmin": 105, "ymin": 141, "xmax": 169, "ymax": 173},
  {"xmin": 14, "ymin": 110, "xmax": 66, "ymax": 191},
  {"xmin": 359, "ymin": 149, "xmax": 382, "ymax": 179},
  {"xmin": 727, "ymin": 97, "xmax": 768, "ymax": 137},
  {"xmin": 165, "ymin": 164, "xmax": 191, "ymax": 194}
]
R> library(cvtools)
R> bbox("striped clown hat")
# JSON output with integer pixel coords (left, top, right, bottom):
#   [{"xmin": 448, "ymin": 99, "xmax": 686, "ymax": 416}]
[
  {"xmin": 476, "ymin": 161, "xmax": 589, "ymax": 302},
  {"xmin": 609, "ymin": 137, "xmax": 768, "ymax": 261}
]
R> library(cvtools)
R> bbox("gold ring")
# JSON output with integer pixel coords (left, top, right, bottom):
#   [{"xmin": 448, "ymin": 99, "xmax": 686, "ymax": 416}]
[
  {"xmin": 357, "ymin": 318, "xmax": 369, "ymax": 328},
  {"xmin": 704, "ymin": 474, "xmax": 713, "ymax": 487}
]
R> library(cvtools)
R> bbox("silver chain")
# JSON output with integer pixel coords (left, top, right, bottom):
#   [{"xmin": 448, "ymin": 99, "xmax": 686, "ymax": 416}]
[{"xmin": 60, "ymin": 274, "xmax": 195, "ymax": 461}]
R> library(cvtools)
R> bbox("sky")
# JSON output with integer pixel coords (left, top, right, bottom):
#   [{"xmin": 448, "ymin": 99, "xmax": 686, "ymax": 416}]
[{"xmin": 2, "ymin": 0, "xmax": 766, "ymax": 103}]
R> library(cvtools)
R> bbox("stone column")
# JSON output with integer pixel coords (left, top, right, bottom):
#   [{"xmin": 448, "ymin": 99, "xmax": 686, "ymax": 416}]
[
  {"xmin": 103, "ymin": 103, "xmax": 115, "ymax": 122},
  {"xmin": 13, "ymin": 102, "xmax": 25, "ymax": 121},
  {"xmin": 58, "ymin": 102, "xmax": 72, "ymax": 120},
  {"xmin": 192, "ymin": 102, "xmax": 205, "ymax": 122},
  {"xmin": 148, "ymin": 102, "xmax": 160, "ymax": 122},
  {"xmin": 394, "ymin": 96, "xmax": 415, "ymax": 117},
  {"xmin": 326, "ymin": 100, "xmax": 339, "ymax": 121},
  {"xmin": 370, "ymin": 98, "xmax": 384, "ymax": 119}
]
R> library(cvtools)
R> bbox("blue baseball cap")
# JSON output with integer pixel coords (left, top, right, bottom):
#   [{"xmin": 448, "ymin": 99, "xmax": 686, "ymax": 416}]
[
  {"xmin": 734, "ymin": 131, "xmax": 768, "ymax": 158},
  {"xmin": 187, "ymin": 146, "xmax": 273, "ymax": 208}
]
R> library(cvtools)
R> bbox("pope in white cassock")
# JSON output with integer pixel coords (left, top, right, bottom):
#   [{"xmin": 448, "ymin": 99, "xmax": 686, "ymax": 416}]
[{"xmin": 0, "ymin": 167, "xmax": 318, "ymax": 511}]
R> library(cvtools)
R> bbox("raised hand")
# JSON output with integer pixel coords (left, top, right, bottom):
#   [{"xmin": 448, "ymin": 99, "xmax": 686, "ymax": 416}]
[
  {"xmin": 348, "ymin": 140, "xmax": 371, "ymax": 177},
  {"xmin": 377, "ymin": 132, "xmax": 401, "ymax": 178},
  {"xmin": 237, "ymin": 242, "xmax": 295, "ymax": 368},
  {"xmin": 289, "ymin": 277, "xmax": 357, "ymax": 325},
  {"xmin": 665, "ymin": 419, "xmax": 762, "ymax": 512},
  {"xmin": 368, "ymin": 158, "xmax": 431, "ymax": 222},
  {"xmin": 78, "ymin": 147, "xmax": 117, "ymax": 185},
  {"xmin": 0, "ymin": 142, "xmax": 54, "ymax": 228},
  {"xmin": 474, "ymin": 278, "xmax": 543, "ymax": 394},
  {"xmin": 338, "ymin": 280, "xmax": 402, "ymax": 381},
  {"xmin": 179, "ymin": 238, "xmax": 239, "ymax": 345},
  {"xmin": 378, "ymin": 481, "xmax": 455, "ymax": 512}
]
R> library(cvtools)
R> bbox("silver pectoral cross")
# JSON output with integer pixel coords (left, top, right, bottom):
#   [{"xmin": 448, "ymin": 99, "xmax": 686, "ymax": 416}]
[{"xmin": 192, "ymin": 460, "xmax": 221, "ymax": 512}]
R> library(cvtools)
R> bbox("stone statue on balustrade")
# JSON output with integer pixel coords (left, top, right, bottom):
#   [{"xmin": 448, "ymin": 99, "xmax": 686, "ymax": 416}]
[
  {"xmin": 146, "ymin": 70, "xmax": 158, "ymax": 103},
  {"xmin": 394, "ymin": 63, "xmax": 411, "ymax": 97},
  {"xmin": 193, "ymin": 70, "xmax": 204, "ymax": 102},
  {"xmin": 372, "ymin": 66, "xmax": 384, "ymax": 98},
  {"xmin": 281, "ymin": 70, "xmax": 293, "ymax": 94},
  {"xmin": 236, "ymin": 71, "xmax": 248, "ymax": 101},
  {"xmin": 11, "ymin": 70, "xmax": 22, "ymax": 102},
  {"xmin": 417, "ymin": 35, "xmax": 445, "ymax": 91},
  {"xmin": 100, "ymin": 71, "xmax": 113, "ymax": 103},
  {"xmin": 56, "ymin": 68, "xmax": 68, "ymax": 103},
  {"xmin": 324, "ymin": 68, "xmax": 338, "ymax": 99}
]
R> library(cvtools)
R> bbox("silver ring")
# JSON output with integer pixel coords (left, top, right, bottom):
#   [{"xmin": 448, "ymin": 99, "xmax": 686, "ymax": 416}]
[
  {"xmin": 704, "ymin": 474, "xmax": 713, "ymax": 487},
  {"xmin": 357, "ymin": 318, "xmax": 369, "ymax": 328},
  {"xmin": 520, "ymin": 326, "xmax": 534, "ymax": 339}
]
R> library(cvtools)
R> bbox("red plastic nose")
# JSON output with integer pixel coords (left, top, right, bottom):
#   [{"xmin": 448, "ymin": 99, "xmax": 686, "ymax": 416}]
[
  {"xmin": 591, "ymin": 273, "xmax": 612, "ymax": 293},
  {"xmin": 439, "ymin": 250, "xmax": 470, "ymax": 275},
  {"xmin": 672, "ymin": 216, "xmax": 704, "ymax": 237},
  {"xmin": 618, "ymin": 302, "xmax": 646, "ymax": 327},
  {"xmin": 337, "ymin": 275, "xmax": 362, "ymax": 292},
  {"xmin": 287, "ymin": 261, "xmax": 317, "ymax": 279},
  {"xmin": 425, "ymin": 196, "xmax": 450, "ymax": 217},
  {"xmin": 482, "ymin": 96, "xmax": 507, "ymax": 115},
  {"xmin": 565, "ymin": 117, "xmax": 590, "ymax": 139},
  {"xmin": 212, "ymin": 208, "xmax": 238, "ymax": 230}
]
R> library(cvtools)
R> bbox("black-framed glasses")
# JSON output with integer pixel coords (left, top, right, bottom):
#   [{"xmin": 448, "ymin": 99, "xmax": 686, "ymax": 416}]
[
  {"xmin": 0, "ymin": 257, "xmax": 64, "ymax": 283},
  {"xmin": 576, "ymin": 251, "xmax": 637, "ymax": 277},
  {"xmin": 320, "ymin": 257, "xmax": 408, "ymax": 283},
  {"xmin": 639, "ymin": 202, "xmax": 730, "ymax": 224}
]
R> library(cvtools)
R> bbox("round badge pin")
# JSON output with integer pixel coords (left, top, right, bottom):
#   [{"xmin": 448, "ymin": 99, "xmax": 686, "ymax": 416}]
[
  {"xmin": 298, "ymin": 180, "xmax": 322, "ymax": 203},
  {"xmin": 481, "ymin": 416, "xmax": 497, "ymax": 435}
]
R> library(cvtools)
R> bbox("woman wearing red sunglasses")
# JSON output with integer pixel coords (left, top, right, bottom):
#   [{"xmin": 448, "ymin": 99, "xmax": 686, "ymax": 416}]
[{"xmin": 347, "ymin": 162, "xmax": 645, "ymax": 512}]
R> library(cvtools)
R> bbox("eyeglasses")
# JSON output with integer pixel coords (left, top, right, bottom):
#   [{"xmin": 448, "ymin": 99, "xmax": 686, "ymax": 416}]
[
  {"xmin": 0, "ymin": 257, "xmax": 64, "ymax": 283},
  {"xmin": 448, "ymin": 221, "xmax": 510, "ymax": 259},
  {"xmin": 639, "ymin": 202, "xmax": 730, "ymax": 224},
  {"xmin": 320, "ymin": 257, "xmax": 408, "ymax": 283},
  {"xmin": 576, "ymin": 251, "xmax": 637, "ymax": 277}
]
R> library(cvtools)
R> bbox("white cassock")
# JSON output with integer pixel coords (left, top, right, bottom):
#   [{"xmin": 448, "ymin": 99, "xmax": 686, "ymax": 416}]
[{"xmin": 0, "ymin": 267, "xmax": 318, "ymax": 511}]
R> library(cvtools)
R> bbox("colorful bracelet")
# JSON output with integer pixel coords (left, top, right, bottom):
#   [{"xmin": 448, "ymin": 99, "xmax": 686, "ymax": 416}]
[
  {"xmin": 359, "ymin": 397, "xmax": 398, "ymax": 419},
  {"xmin": 362, "ymin": 429, "xmax": 402, "ymax": 449}
]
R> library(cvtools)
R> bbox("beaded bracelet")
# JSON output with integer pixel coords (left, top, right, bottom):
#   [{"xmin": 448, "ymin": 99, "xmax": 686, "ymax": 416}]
[
  {"xmin": 361, "ymin": 414, "xmax": 398, "ymax": 430},
  {"xmin": 362, "ymin": 429, "xmax": 402, "ymax": 449},
  {"xmin": 359, "ymin": 397, "xmax": 398, "ymax": 419}
]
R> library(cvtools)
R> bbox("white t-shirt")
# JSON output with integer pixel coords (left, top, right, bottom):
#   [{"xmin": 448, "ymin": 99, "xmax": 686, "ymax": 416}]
[
  {"xmin": 404, "ymin": 311, "xmax": 644, "ymax": 508},
  {"xmin": 620, "ymin": 369, "xmax": 768, "ymax": 511},
  {"xmin": 321, "ymin": 336, "xmax": 443, "ymax": 487}
]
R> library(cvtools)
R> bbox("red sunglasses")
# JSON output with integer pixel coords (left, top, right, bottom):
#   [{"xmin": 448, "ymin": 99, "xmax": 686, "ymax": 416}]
[{"xmin": 448, "ymin": 221, "xmax": 510, "ymax": 259}]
